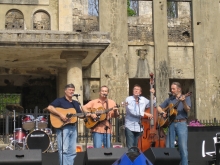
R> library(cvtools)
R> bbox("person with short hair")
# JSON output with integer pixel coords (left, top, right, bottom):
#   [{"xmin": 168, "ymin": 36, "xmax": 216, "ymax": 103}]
[
  {"xmin": 83, "ymin": 85, "xmax": 119, "ymax": 148},
  {"xmin": 47, "ymin": 83, "xmax": 82, "ymax": 165},
  {"xmin": 157, "ymin": 82, "xmax": 191, "ymax": 165},
  {"xmin": 125, "ymin": 84, "xmax": 155, "ymax": 149}
]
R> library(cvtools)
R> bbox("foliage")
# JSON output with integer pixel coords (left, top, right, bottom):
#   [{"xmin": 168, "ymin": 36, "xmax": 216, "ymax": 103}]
[
  {"xmin": 127, "ymin": 0, "xmax": 136, "ymax": 16},
  {"xmin": 0, "ymin": 94, "xmax": 21, "ymax": 113}
]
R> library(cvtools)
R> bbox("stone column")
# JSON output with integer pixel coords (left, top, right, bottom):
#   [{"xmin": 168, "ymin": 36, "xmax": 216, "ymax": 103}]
[
  {"xmin": 153, "ymin": 0, "xmax": 169, "ymax": 104},
  {"xmin": 99, "ymin": 0, "xmax": 129, "ymax": 103},
  {"xmin": 61, "ymin": 51, "xmax": 87, "ymax": 141},
  {"xmin": 57, "ymin": 68, "xmax": 67, "ymax": 97},
  {"xmin": 192, "ymin": 0, "xmax": 220, "ymax": 120},
  {"xmin": 60, "ymin": 51, "xmax": 88, "ymax": 104},
  {"xmin": 58, "ymin": 0, "xmax": 73, "ymax": 31}
]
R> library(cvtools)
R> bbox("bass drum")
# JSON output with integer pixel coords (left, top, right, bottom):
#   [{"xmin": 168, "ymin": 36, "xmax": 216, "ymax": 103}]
[{"xmin": 26, "ymin": 130, "xmax": 50, "ymax": 153}]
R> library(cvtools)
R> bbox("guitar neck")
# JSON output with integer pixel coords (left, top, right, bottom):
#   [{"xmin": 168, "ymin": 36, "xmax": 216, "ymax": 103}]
[
  {"xmin": 169, "ymin": 92, "xmax": 191, "ymax": 110},
  {"xmin": 94, "ymin": 107, "xmax": 113, "ymax": 114}
]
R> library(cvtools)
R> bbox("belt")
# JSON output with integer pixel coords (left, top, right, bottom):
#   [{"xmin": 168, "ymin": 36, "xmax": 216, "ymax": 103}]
[
  {"xmin": 174, "ymin": 119, "xmax": 187, "ymax": 122},
  {"xmin": 65, "ymin": 123, "xmax": 76, "ymax": 126}
]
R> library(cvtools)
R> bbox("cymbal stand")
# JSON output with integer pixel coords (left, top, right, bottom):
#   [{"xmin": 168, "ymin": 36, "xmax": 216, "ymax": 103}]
[
  {"xmin": 13, "ymin": 110, "xmax": 16, "ymax": 150},
  {"xmin": 22, "ymin": 137, "xmax": 26, "ymax": 150},
  {"xmin": 35, "ymin": 118, "xmax": 39, "ymax": 130}
]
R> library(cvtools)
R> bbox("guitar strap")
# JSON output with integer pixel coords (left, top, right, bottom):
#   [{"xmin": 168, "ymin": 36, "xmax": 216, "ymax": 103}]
[{"xmin": 71, "ymin": 101, "xmax": 77, "ymax": 110}]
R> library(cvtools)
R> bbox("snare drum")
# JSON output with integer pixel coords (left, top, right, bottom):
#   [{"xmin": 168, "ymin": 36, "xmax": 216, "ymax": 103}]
[
  {"xmin": 14, "ymin": 128, "xmax": 26, "ymax": 144},
  {"xmin": 37, "ymin": 116, "xmax": 48, "ymax": 129},
  {"xmin": 26, "ymin": 130, "xmax": 50, "ymax": 153},
  {"xmin": 22, "ymin": 115, "xmax": 35, "ymax": 131}
]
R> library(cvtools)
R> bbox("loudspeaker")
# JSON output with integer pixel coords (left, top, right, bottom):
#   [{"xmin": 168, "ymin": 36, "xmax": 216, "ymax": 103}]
[
  {"xmin": 144, "ymin": 147, "xmax": 181, "ymax": 165},
  {"xmin": 0, "ymin": 149, "xmax": 42, "ymax": 165},
  {"xmin": 42, "ymin": 152, "xmax": 86, "ymax": 165},
  {"xmin": 86, "ymin": 148, "xmax": 128, "ymax": 165}
]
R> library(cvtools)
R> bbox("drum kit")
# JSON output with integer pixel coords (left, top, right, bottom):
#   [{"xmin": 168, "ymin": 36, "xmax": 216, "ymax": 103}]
[{"xmin": 5, "ymin": 104, "xmax": 57, "ymax": 153}]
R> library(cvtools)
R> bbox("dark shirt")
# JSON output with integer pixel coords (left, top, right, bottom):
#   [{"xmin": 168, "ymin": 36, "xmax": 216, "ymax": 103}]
[
  {"xmin": 160, "ymin": 95, "xmax": 191, "ymax": 120},
  {"xmin": 50, "ymin": 96, "xmax": 81, "ymax": 113}
]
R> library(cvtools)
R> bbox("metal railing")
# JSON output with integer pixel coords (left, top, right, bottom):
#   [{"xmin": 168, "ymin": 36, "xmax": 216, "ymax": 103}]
[{"xmin": 0, "ymin": 106, "xmax": 126, "ymax": 145}]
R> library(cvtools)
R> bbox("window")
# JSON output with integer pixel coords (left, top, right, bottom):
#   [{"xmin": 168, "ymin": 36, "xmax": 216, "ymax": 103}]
[
  {"xmin": 5, "ymin": 9, "xmax": 24, "ymax": 30},
  {"xmin": 33, "ymin": 11, "xmax": 50, "ymax": 30}
]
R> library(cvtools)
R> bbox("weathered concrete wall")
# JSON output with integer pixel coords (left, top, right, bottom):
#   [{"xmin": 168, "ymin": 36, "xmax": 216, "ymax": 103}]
[
  {"xmin": 72, "ymin": 0, "xmax": 88, "ymax": 15},
  {"xmin": 139, "ymin": 1, "xmax": 152, "ymax": 17},
  {"xmin": 178, "ymin": 2, "xmax": 191, "ymax": 19},
  {"xmin": 128, "ymin": 44, "xmax": 155, "ymax": 78},
  {"xmin": 128, "ymin": 17, "xmax": 153, "ymax": 42},
  {"xmin": 128, "ymin": 44, "xmax": 194, "ymax": 79},
  {"xmin": 0, "ymin": 0, "xmax": 58, "ymax": 30},
  {"xmin": 192, "ymin": 0, "xmax": 220, "ymax": 120},
  {"xmin": 99, "ymin": 0, "xmax": 129, "ymax": 103},
  {"xmin": 129, "ymin": 2, "xmax": 192, "ymax": 43},
  {"xmin": 59, "ymin": 0, "xmax": 72, "ymax": 31},
  {"xmin": 168, "ymin": 45, "xmax": 194, "ymax": 79},
  {"xmin": 83, "ymin": 78, "xmax": 99, "ymax": 102},
  {"xmin": 73, "ymin": 15, "xmax": 99, "ymax": 32}
]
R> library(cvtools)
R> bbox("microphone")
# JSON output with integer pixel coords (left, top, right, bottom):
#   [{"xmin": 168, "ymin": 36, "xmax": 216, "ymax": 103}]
[
  {"xmin": 168, "ymin": 92, "xmax": 172, "ymax": 97},
  {"xmin": 72, "ymin": 94, "xmax": 80, "ymax": 97},
  {"xmin": 103, "ymin": 94, "xmax": 108, "ymax": 97}
]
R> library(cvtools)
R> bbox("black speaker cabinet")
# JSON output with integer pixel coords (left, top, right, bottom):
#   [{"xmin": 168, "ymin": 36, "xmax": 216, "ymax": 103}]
[
  {"xmin": 144, "ymin": 147, "xmax": 181, "ymax": 165},
  {"xmin": 0, "ymin": 149, "xmax": 42, "ymax": 165},
  {"xmin": 86, "ymin": 148, "xmax": 128, "ymax": 165}
]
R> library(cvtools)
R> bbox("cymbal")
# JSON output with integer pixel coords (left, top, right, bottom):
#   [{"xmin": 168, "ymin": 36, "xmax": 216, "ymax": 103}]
[{"xmin": 6, "ymin": 104, "xmax": 24, "ymax": 113}]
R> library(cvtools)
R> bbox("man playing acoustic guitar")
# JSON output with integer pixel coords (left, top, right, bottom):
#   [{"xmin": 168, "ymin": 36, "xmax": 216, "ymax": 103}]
[
  {"xmin": 83, "ymin": 85, "xmax": 119, "ymax": 148},
  {"xmin": 157, "ymin": 82, "xmax": 191, "ymax": 165},
  {"xmin": 47, "ymin": 83, "xmax": 83, "ymax": 165}
]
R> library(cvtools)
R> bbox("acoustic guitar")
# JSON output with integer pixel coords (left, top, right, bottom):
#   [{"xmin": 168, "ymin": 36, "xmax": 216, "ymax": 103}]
[
  {"xmin": 84, "ymin": 106, "xmax": 119, "ymax": 129},
  {"xmin": 158, "ymin": 92, "xmax": 192, "ymax": 128},
  {"xmin": 50, "ymin": 107, "xmax": 86, "ymax": 128}
]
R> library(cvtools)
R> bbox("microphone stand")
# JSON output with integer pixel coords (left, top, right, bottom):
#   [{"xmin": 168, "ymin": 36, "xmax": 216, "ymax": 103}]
[
  {"xmin": 104, "ymin": 122, "xmax": 109, "ymax": 148},
  {"xmin": 167, "ymin": 94, "xmax": 173, "ymax": 148},
  {"xmin": 74, "ymin": 95, "xmax": 90, "ymax": 148},
  {"xmin": 104, "ymin": 96, "xmax": 109, "ymax": 148},
  {"xmin": 61, "ymin": 126, "xmax": 64, "ymax": 165}
]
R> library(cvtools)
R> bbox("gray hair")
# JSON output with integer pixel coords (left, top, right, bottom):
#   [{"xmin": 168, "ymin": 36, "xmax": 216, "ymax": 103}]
[
  {"xmin": 171, "ymin": 82, "xmax": 182, "ymax": 89},
  {"xmin": 65, "ymin": 83, "xmax": 75, "ymax": 90}
]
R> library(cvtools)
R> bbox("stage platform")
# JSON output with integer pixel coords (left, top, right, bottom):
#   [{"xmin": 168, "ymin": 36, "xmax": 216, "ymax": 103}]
[{"xmin": 0, "ymin": 126, "xmax": 219, "ymax": 165}]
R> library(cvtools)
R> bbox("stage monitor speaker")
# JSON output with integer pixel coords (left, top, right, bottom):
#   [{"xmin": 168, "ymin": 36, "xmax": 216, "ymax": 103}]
[
  {"xmin": 144, "ymin": 147, "xmax": 181, "ymax": 165},
  {"xmin": 86, "ymin": 148, "xmax": 128, "ymax": 165},
  {"xmin": 0, "ymin": 149, "xmax": 42, "ymax": 165}
]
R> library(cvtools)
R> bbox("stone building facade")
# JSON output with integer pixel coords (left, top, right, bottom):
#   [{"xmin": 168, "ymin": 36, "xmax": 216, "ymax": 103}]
[{"xmin": 0, "ymin": 0, "xmax": 219, "ymax": 125}]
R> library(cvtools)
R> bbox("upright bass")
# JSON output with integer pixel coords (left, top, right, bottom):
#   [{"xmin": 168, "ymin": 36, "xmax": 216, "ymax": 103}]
[{"xmin": 138, "ymin": 73, "xmax": 166, "ymax": 152}]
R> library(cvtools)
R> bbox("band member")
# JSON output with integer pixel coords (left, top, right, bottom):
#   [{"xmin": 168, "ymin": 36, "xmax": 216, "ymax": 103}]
[
  {"xmin": 47, "ymin": 84, "xmax": 82, "ymax": 165},
  {"xmin": 124, "ymin": 84, "xmax": 155, "ymax": 149},
  {"xmin": 83, "ymin": 85, "xmax": 119, "ymax": 148},
  {"xmin": 157, "ymin": 82, "xmax": 191, "ymax": 165}
]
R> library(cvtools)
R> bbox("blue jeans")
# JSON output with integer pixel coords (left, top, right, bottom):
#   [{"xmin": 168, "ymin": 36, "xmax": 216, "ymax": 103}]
[
  {"xmin": 92, "ymin": 132, "xmax": 111, "ymax": 148},
  {"xmin": 166, "ymin": 121, "xmax": 188, "ymax": 165},
  {"xmin": 125, "ymin": 127, "xmax": 142, "ymax": 149},
  {"xmin": 56, "ymin": 125, "xmax": 77, "ymax": 165}
]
